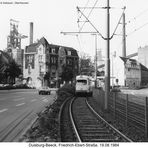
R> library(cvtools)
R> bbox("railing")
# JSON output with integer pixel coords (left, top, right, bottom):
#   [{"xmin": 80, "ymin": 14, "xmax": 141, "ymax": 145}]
[{"xmin": 109, "ymin": 92, "xmax": 148, "ymax": 138}]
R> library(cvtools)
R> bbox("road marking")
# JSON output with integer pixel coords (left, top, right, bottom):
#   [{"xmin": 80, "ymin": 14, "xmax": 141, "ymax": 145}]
[
  {"xmin": 0, "ymin": 108, "xmax": 8, "ymax": 113},
  {"xmin": 42, "ymin": 99, "xmax": 48, "ymax": 102},
  {"xmin": 131, "ymin": 92, "xmax": 135, "ymax": 95},
  {"xmin": 13, "ymin": 98, "xmax": 25, "ymax": 101},
  {"xmin": 16, "ymin": 103, "xmax": 25, "ymax": 107},
  {"xmin": 31, "ymin": 99, "xmax": 37, "ymax": 102}
]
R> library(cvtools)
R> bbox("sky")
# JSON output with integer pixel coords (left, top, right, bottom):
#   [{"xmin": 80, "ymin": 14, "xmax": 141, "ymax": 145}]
[{"xmin": 0, "ymin": 0, "xmax": 148, "ymax": 59}]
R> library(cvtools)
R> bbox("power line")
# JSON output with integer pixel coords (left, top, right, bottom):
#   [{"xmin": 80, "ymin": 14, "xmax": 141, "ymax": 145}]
[
  {"xmin": 78, "ymin": 0, "xmax": 90, "ymax": 20},
  {"xmin": 78, "ymin": 0, "xmax": 99, "ymax": 32},
  {"xmin": 78, "ymin": 6, "xmax": 124, "ymax": 9},
  {"xmin": 77, "ymin": 6, "xmax": 105, "ymax": 39},
  {"xmin": 127, "ymin": 21, "xmax": 148, "ymax": 36},
  {"xmin": 127, "ymin": 8, "xmax": 148, "ymax": 24},
  {"xmin": 110, "ymin": 7, "xmax": 126, "ymax": 39}
]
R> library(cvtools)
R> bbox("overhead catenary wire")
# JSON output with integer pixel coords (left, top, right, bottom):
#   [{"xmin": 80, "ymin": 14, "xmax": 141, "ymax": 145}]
[
  {"xmin": 127, "ymin": 8, "xmax": 148, "ymax": 24},
  {"xmin": 77, "ymin": 6, "xmax": 105, "ymax": 40},
  {"xmin": 127, "ymin": 21, "xmax": 148, "ymax": 36},
  {"xmin": 78, "ymin": 0, "xmax": 90, "ymax": 20},
  {"xmin": 78, "ymin": 0, "xmax": 99, "ymax": 32},
  {"xmin": 110, "ymin": 7, "xmax": 126, "ymax": 39},
  {"xmin": 77, "ymin": 0, "xmax": 90, "ymax": 30}
]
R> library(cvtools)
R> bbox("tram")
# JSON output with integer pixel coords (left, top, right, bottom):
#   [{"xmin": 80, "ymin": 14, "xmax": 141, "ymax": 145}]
[{"xmin": 75, "ymin": 75, "xmax": 93, "ymax": 97}]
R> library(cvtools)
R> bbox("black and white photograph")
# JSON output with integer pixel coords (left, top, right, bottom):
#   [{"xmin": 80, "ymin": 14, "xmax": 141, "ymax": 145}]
[{"xmin": 0, "ymin": 0, "xmax": 148, "ymax": 147}]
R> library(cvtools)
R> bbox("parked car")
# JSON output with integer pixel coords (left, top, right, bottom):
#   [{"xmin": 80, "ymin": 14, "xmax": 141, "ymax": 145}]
[{"xmin": 38, "ymin": 86, "xmax": 51, "ymax": 95}]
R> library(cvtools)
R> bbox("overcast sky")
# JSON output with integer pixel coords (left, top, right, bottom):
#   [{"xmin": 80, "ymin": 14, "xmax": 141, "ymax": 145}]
[{"xmin": 0, "ymin": 0, "xmax": 148, "ymax": 59}]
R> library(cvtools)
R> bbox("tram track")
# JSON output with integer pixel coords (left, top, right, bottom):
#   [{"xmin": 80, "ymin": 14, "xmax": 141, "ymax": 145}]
[{"xmin": 60, "ymin": 96, "xmax": 132, "ymax": 142}]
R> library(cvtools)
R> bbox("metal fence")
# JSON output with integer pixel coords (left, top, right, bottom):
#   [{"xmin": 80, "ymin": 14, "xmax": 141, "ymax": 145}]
[{"xmin": 109, "ymin": 92, "xmax": 148, "ymax": 138}]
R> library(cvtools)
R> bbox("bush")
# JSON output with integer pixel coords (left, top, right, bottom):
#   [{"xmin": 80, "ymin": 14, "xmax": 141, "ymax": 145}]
[
  {"xmin": 57, "ymin": 83, "xmax": 75, "ymax": 96},
  {"xmin": 0, "ymin": 83, "xmax": 31, "ymax": 90}
]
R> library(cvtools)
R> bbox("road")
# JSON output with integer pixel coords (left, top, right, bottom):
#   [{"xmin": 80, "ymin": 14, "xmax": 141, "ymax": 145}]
[
  {"xmin": 121, "ymin": 87, "xmax": 148, "ymax": 97},
  {"xmin": 120, "ymin": 87, "xmax": 148, "ymax": 105},
  {"xmin": 0, "ymin": 89, "xmax": 57, "ymax": 142}
]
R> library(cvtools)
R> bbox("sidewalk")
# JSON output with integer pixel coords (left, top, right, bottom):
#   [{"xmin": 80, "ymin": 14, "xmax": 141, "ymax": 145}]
[{"xmin": 0, "ymin": 88, "xmax": 37, "ymax": 93}]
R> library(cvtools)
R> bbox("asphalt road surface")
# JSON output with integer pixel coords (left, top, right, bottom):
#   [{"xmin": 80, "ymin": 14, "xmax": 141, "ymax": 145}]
[
  {"xmin": 0, "ymin": 89, "xmax": 56, "ymax": 142},
  {"xmin": 121, "ymin": 87, "xmax": 148, "ymax": 105}
]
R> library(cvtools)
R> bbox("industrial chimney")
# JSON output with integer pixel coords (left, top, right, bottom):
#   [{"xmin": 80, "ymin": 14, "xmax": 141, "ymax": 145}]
[{"xmin": 30, "ymin": 22, "xmax": 33, "ymax": 44}]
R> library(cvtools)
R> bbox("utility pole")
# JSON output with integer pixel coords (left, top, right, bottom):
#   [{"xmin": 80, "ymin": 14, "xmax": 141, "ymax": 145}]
[
  {"xmin": 111, "ymin": 51, "xmax": 116, "ymax": 87},
  {"xmin": 95, "ymin": 35, "xmax": 98, "ymax": 88},
  {"xmin": 122, "ymin": 8, "xmax": 126, "ymax": 58},
  {"xmin": 92, "ymin": 34, "xmax": 98, "ymax": 88},
  {"xmin": 122, "ymin": 8, "xmax": 126, "ymax": 86},
  {"xmin": 91, "ymin": 34, "xmax": 98, "ymax": 88},
  {"xmin": 104, "ymin": 0, "xmax": 110, "ymax": 111}
]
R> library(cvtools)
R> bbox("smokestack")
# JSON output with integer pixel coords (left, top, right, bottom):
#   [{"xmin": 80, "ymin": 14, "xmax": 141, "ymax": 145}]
[{"xmin": 30, "ymin": 22, "xmax": 33, "ymax": 44}]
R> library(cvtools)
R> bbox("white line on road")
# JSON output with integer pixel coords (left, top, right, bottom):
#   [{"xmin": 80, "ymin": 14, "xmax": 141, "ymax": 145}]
[
  {"xmin": 16, "ymin": 103, "xmax": 25, "ymax": 107},
  {"xmin": 13, "ymin": 98, "xmax": 25, "ymax": 101},
  {"xmin": 0, "ymin": 108, "xmax": 8, "ymax": 113},
  {"xmin": 131, "ymin": 92, "xmax": 135, "ymax": 95},
  {"xmin": 31, "ymin": 99, "xmax": 37, "ymax": 102},
  {"xmin": 42, "ymin": 99, "xmax": 48, "ymax": 102}
]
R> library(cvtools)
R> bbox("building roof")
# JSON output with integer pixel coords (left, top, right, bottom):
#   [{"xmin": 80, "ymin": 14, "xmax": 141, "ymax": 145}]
[
  {"xmin": 120, "ymin": 56, "xmax": 137, "ymax": 63},
  {"xmin": 39, "ymin": 37, "xmax": 49, "ymax": 47},
  {"xmin": 25, "ymin": 43, "xmax": 38, "ymax": 53},
  {"xmin": 65, "ymin": 47, "xmax": 78, "ymax": 57},
  {"xmin": 25, "ymin": 37, "xmax": 79, "ymax": 57},
  {"xmin": 120, "ymin": 56, "xmax": 148, "ymax": 72},
  {"xmin": 48, "ymin": 44, "xmax": 78, "ymax": 57},
  {"xmin": 140, "ymin": 63, "xmax": 148, "ymax": 71}
]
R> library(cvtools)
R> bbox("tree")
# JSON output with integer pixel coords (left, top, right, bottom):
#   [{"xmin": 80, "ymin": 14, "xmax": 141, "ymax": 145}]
[
  {"xmin": 79, "ymin": 57, "xmax": 95, "ymax": 76},
  {"xmin": 60, "ymin": 65, "xmax": 74, "ymax": 83},
  {"xmin": 4, "ymin": 60, "xmax": 22, "ymax": 84}
]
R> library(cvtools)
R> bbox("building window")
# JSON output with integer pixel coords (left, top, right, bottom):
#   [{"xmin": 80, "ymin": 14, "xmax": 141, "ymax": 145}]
[
  {"xmin": 52, "ymin": 48, "xmax": 55, "ymax": 53},
  {"xmin": 51, "ymin": 57, "xmax": 55, "ymax": 64},
  {"xmin": 67, "ymin": 51, "xmax": 71, "ymax": 56},
  {"xmin": 67, "ymin": 59, "xmax": 72, "ymax": 65},
  {"xmin": 54, "ymin": 57, "xmax": 56, "ymax": 64},
  {"xmin": 39, "ymin": 55, "xmax": 43, "ymax": 62},
  {"xmin": 28, "ymin": 64, "xmax": 31, "ymax": 74}
]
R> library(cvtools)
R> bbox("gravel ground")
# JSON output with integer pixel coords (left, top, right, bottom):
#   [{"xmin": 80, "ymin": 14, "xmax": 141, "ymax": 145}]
[{"xmin": 89, "ymin": 88, "xmax": 148, "ymax": 142}]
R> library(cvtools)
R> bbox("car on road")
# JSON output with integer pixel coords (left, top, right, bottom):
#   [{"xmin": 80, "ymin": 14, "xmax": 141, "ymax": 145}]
[{"xmin": 38, "ymin": 86, "xmax": 51, "ymax": 95}]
